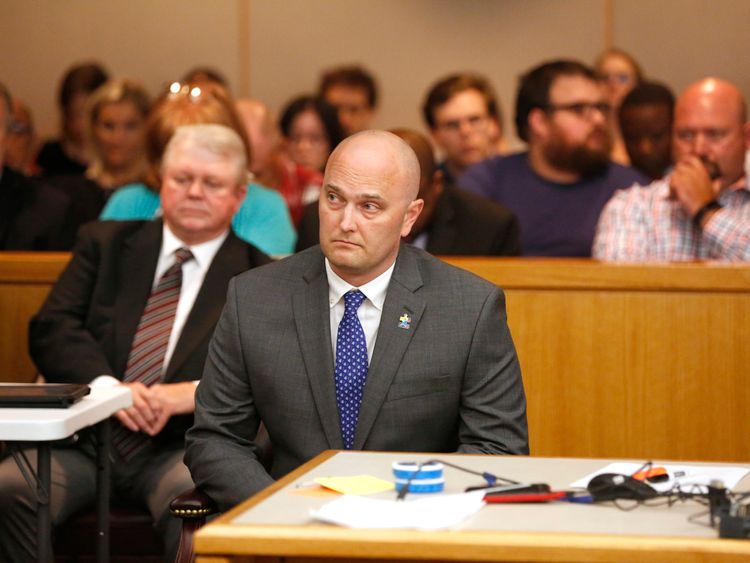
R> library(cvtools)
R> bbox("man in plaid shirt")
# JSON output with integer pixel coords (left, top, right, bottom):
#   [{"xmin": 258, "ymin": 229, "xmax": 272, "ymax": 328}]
[{"xmin": 593, "ymin": 78, "xmax": 750, "ymax": 261}]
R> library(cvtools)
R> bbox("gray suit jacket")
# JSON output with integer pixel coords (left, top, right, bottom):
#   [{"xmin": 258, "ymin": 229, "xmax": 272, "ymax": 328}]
[{"xmin": 185, "ymin": 243, "xmax": 528, "ymax": 510}]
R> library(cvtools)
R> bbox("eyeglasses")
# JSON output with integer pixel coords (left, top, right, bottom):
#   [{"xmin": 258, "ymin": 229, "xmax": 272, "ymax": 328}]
[
  {"xmin": 167, "ymin": 81, "xmax": 205, "ymax": 103},
  {"xmin": 7, "ymin": 121, "xmax": 32, "ymax": 135},
  {"xmin": 544, "ymin": 102, "xmax": 611, "ymax": 119},
  {"xmin": 288, "ymin": 133, "xmax": 328, "ymax": 146},
  {"xmin": 330, "ymin": 102, "xmax": 369, "ymax": 116},
  {"xmin": 598, "ymin": 73, "xmax": 635, "ymax": 85},
  {"xmin": 436, "ymin": 114, "xmax": 490, "ymax": 133},
  {"xmin": 165, "ymin": 173, "xmax": 235, "ymax": 195}
]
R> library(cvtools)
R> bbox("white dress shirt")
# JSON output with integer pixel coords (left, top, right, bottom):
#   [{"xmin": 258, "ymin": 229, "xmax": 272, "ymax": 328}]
[
  {"xmin": 92, "ymin": 225, "xmax": 228, "ymax": 386},
  {"xmin": 326, "ymin": 259, "xmax": 394, "ymax": 363}
]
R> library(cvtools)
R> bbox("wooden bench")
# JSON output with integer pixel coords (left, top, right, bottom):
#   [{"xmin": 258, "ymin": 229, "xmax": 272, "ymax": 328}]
[{"xmin": 2, "ymin": 253, "xmax": 749, "ymax": 462}]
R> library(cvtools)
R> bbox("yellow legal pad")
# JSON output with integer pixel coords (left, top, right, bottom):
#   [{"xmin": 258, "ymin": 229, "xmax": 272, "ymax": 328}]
[{"xmin": 314, "ymin": 475, "xmax": 395, "ymax": 495}]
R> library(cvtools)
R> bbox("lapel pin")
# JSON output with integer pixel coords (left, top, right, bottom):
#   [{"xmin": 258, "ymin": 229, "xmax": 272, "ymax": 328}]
[{"xmin": 398, "ymin": 313, "xmax": 411, "ymax": 330}]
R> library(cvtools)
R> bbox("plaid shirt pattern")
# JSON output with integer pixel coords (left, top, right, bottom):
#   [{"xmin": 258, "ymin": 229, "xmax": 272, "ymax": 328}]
[{"xmin": 593, "ymin": 177, "xmax": 750, "ymax": 262}]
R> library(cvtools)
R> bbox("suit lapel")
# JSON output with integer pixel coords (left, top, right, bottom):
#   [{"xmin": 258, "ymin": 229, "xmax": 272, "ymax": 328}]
[
  {"xmin": 292, "ymin": 250, "xmax": 341, "ymax": 449},
  {"xmin": 165, "ymin": 231, "xmax": 248, "ymax": 379},
  {"xmin": 354, "ymin": 246, "xmax": 425, "ymax": 449},
  {"xmin": 113, "ymin": 221, "xmax": 163, "ymax": 377}
]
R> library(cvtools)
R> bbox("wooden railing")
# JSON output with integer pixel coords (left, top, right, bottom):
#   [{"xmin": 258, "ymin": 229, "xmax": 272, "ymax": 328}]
[
  {"xmin": 445, "ymin": 258, "xmax": 750, "ymax": 462},
  {"xmin": 2, "ymin": 253, "xmax": 749, "ymax": 462},
  {"xmin": 0, "ymin": 252, "xmax": 69, "ymax": 383}
]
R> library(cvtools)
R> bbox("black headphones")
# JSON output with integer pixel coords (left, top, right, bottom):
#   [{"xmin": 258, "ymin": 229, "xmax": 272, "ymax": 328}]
[{"xmin": 587, "ymin": 472, "xmax": 659, "ymax": 502}]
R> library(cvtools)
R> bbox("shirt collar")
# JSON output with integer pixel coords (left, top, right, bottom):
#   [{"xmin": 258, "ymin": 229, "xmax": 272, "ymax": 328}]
[
  {"xmin": 325, "ymin": 258, "xmax": 394, "ymax": 311},
  {"xmin": 161, "ymin": 224, "xmax": 229, "ymax": 269}
]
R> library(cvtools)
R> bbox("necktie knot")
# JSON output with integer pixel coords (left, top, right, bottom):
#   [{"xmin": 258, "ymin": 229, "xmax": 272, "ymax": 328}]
[
  {"xmin": 173, "ymin": 247, "xmax": 194, "ymax": 266},
  {"xmin": 344, "ymin": 289, "xmax": 366, "ymax": 314}
]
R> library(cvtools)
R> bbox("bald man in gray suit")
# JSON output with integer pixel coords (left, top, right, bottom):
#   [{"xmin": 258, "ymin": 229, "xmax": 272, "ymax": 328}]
[{"xmin": 185, "ymin": 131, "xmax": 528, "ymax": 511}]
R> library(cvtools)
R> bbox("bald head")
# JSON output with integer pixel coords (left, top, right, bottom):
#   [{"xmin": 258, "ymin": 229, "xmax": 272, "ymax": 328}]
[
  {"xmin": 326, "ymin": 130, "xmax": 421, "ymax": 202},
  {"xmin": 320, "ymin": 129, "xmax": 425, "ymax": 286},
  {"xmin": 677, "ymin": 78, "xmax": 746, "ymax": 124},
  {"xmin": 673, "ymin": 78, "xmax": 749, "ymax": 188}
]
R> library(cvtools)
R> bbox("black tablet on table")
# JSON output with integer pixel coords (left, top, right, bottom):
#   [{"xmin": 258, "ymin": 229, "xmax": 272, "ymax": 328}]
[{"xmin": 0, "ymin": 384, "xmax": 90, "ymax": 408}]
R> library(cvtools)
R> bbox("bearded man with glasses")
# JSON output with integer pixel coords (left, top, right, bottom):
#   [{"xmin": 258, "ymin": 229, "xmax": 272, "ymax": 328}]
[{"xmin": 459, "ymin": 60, "xmax": 647, "ymax": 257}]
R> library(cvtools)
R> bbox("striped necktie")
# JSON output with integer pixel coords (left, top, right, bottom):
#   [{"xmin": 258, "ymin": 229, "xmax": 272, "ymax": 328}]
[{"xmin": 113, "ymin": 247, "xmax": 193, "ymax": 460}]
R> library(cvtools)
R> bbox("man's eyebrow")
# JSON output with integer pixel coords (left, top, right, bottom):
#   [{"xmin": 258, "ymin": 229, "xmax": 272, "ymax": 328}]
[{"xmin": 323, "ymin": 183, "xmax": 384, "ymax": 201}]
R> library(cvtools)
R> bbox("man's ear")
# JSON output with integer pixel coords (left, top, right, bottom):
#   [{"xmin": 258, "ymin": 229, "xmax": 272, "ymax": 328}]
[
  {"xmin": 232, "ymin": 182, "xmax": 248, "ymax": 213},
  {"xmin": 487, "ymin": 117, "xmax": 501, "ymax": 144},
  {"xmin": 527, "ymin": 108, "xmax": 549, "ymax": 142},
  {"xmin": 401, "ymin": 198, "xmax": 425, "ymax": 238}
]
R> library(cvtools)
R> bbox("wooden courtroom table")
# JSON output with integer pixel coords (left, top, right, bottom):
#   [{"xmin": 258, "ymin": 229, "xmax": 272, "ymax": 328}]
[
  {"xmin": 194, "ymin": 450, "xmax": 750, "ymax": 563},
  {"xmin": 1, "ymin": 253, "xmax": 749, "ymax": 461}
]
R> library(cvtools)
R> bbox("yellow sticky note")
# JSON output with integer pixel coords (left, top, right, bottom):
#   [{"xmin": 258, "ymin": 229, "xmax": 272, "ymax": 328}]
[{"xmin": 314, "ymin": 475, "xmax": 395, "ymax": 495}]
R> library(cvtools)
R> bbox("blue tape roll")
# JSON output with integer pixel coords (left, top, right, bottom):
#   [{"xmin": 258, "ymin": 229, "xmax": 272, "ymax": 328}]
[
  {"xmin": 394, "ymin": 478, "xmax": 445, "ymax": 493},
  {"xmin": 392, "ymin": 461, "xmax": 444, "ymax": 480}
]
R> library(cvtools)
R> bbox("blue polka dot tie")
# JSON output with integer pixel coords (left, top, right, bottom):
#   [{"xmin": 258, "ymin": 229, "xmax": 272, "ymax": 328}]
[{"xmin": 335, "ymin": 290, "xmax": 369, "ymax": 450}]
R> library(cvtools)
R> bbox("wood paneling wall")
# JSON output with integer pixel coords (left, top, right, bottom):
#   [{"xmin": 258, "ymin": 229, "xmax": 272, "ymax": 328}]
[{"xmin": 2, "ymin": 253, "xmax": 748, "ymax": 462}]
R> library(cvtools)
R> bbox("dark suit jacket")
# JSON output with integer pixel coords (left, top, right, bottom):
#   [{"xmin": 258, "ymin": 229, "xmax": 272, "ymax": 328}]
[
  {"xmin": 186, "ymin": 243, "xmax": 528, "ymax": 510},
  {"xmin": 0, "ymin": 165, "xmax": 71, "ymax": 250},
  {"xmin": 29, "ymin": 219, "xmax": 271, "ymax": 442},
  {"xmin": 295, "ymin": 185, "xmax": 521, "ymax": 256}
]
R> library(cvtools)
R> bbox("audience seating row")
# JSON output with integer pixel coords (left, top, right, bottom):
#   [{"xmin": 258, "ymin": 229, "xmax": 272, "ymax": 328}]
[{"xmin": 2, "ymin": 252, "xmax": 749, "ymax": 462}]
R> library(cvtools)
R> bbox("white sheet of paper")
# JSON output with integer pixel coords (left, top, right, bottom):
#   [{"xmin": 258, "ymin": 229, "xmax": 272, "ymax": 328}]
[
  {"xmin": 570, "ymin": 462, "xmax": 749, "ymax": 493},
  {"xmin": 310, "ymin": 491, "xmax": 486, "ymax": 530}
]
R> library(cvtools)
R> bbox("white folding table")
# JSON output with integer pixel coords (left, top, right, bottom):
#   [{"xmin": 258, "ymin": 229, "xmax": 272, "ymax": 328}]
[{"xmin": 0, "ymin": 386, "xmax": 132, "ymax": 563}]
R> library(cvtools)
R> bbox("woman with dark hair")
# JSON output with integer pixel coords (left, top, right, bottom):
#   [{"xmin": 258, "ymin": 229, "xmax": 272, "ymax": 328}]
[
  {"xmin": 280, "ymin": 95, "xmax": 344, "ymax": 172},
  {"xmin": 273, "ymin": 95, "xmax": 344, "ymax": 224},
  {"xmin": 37, "ymin": 62, "xmax": 109, "ymax": 176}
]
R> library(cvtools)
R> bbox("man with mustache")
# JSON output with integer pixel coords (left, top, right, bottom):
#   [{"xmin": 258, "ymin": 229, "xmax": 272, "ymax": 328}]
[
  {"xmin": 459, "ymin": 60, "xmax": 647, "ymax": 256},
  {"xmin": 594, "ymin": 78, "xmax": 750, "ymax": 261}
]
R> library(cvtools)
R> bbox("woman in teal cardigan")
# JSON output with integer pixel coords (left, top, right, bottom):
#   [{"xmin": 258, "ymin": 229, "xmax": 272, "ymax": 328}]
[{"xmin": 100, "ymin": 179, "xmax": 296, "ymax": 256}]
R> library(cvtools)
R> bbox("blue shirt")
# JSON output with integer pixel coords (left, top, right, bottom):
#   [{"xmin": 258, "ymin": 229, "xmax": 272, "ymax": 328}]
[
  {"xmin": 100, "ymin": 182, "xmax": 296, "ymax": 256},
  {"xmin": 458, "ymin": 153, "xmax": 648, "ymax": 256}
]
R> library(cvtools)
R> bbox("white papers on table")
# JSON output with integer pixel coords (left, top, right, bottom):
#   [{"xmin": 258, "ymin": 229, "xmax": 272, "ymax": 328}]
[
  {"xmin": 310, "ymin": 491, "xmax": 485, "ymax": 529},
  {"xmin": 570, "ymin": 462, "xmax": 749, "ymax": 494}
]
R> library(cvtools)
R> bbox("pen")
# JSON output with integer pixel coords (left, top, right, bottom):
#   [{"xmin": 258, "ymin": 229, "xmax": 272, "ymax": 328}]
[
  {"xmin": 484, "ymin": 491, "xmax": 567, "ymax": 503},
  {"xmin": 560, "ymin": 492, "xmax": 594, "ymax": 504}
]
